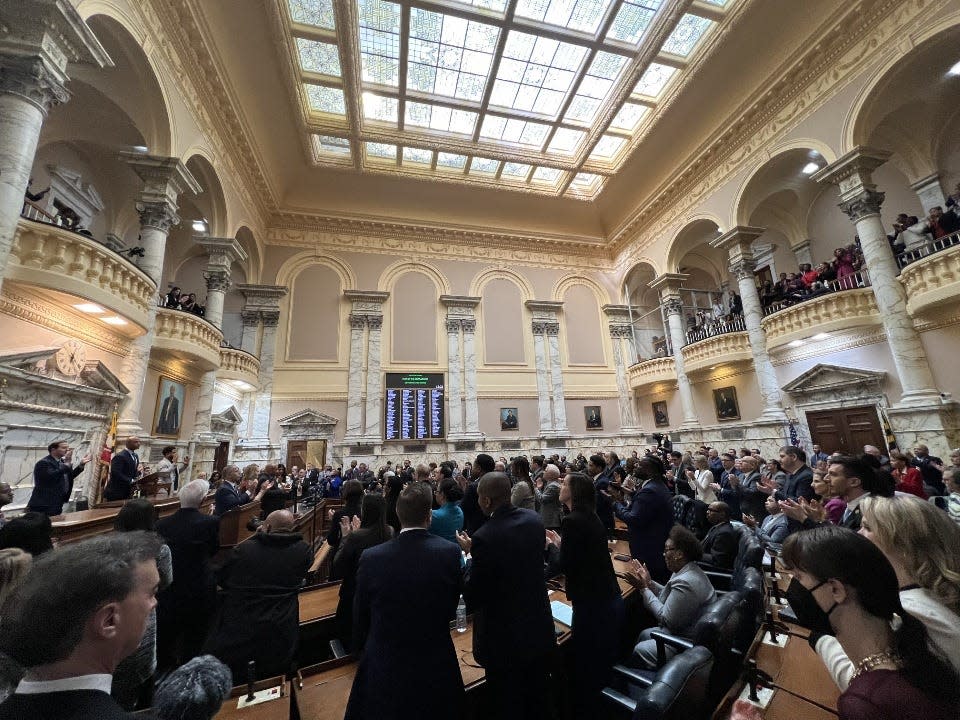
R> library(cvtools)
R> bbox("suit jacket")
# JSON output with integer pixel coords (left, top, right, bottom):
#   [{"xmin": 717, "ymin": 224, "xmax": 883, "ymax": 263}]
[
  {"xmin": 27, "ymin": 455, "xmax": 84, "ymax": 515},
  {"xmin": 156, "ymin": 508, "xmax": 220, "ymax": 606},
  {"xmin": 0, "ymin": 690, "xmax": 132, "ymax": 719},
  {"xmin": 701, "ymin": 521, "xmax": 738, "ymax": 569},
  {"xmin": 156, "ymin": 395, "xmax": 180, "ymax": 434},
  {"xmin": 539, "ymin": 480, "xmax": 563, "ymax": 529},
  {"xmin": 545, "ymin": 509, "xmax": 620, "ymax": 604},
  {"xmin": 104, "ymin": 449, "xmax": 139, "ymax": 502},
  {"xmin": 460, "ymin": 480, "xmax": 487, "ymax": 535},
  {"xmin": 464, "ymin": 505, "xmax": 555, "ymax": 670},
  {"xmin": 778, "ymin": 465, "xmax": 815, "ymax": 502},
  {"xmin": 213, "ymin": 482, "xmax": 249, "ymax": 517},
  {"xmin": 614, "ymin": 479, "xmax": 674, "ymax": 583},
  {"xmin": 331, "ymin": 526, "xmax": 394, "ymax": 649},
  {"xmin": 642, "ymin": 561, "xmax": 717, "ymax": 637},
  {"xmin": 345, "ymin": 529, "xmax": 463, "ymax": 720}
]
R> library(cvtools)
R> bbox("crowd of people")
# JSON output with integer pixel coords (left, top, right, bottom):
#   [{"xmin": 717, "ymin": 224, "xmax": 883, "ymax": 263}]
[
  {"xmin": 162, "ymin": 286, "xmax": 206, "ymax": 316},
  {"xmin": 683, "ymin": 290, "xmax": 744, "ymax": 343},
  {"xmin": 1, "ymin": 438, "xmax": 959, "ymax": 719}
]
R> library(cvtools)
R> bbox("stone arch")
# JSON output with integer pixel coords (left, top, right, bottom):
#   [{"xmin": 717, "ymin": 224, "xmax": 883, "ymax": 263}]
[
  {"xmin": 183, "ymin": 152, "xmax": 228, "ymax": 238},
  {"xmin": 233, "ymin": 225, "xmax": 262, "ymax": 284},
  {"xmin": 843, "ymin": 14, "xmax": 960, "ymax": 169},
  {"xmin": 378, "ymin": 260, "xmax": 451, "ymax": 296},
  {"xmin": 552, "ymin": 274, "xmax": 612, "ymax": 306},
  {"xmin": 77, "ymin": 4, "xmax": 174, "ymax": 154},
  {"xmin": 663, "ymin": 216, "xmax": 724, "ymax": 277},
  {"xmin": 469, "ymin": 267, "xmax": 534, "ymax": 302},
  {"xmin": 273, "ymin": 250, "xmax": 357, "ymax": 291}
]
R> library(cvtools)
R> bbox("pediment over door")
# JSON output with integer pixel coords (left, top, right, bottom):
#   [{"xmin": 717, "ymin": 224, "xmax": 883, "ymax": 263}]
[
  {"xmin": 211, "ymin": 406, "xmax": 244, "ymax": 436},
  {"xmin": 278, "ymin": 409, "xmax": 339, "ymax": 440},
  {"xmin": 782, "ymin": 364, "xmax": 886, "ymax": 406}
]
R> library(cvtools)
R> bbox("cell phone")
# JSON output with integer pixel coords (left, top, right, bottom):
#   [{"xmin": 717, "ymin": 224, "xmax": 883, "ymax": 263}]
[{"xmin": 613, "ymin": 553, "xmax": 632, "ymax": 562}]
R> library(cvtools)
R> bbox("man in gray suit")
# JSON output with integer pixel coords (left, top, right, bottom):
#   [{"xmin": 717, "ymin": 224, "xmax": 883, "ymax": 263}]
[
  {"xmin": 626, "ymin": 525, "xmax": 717, "ymax": 668},
  {"xmin": 538, "ymin": 464, "xmax": 563, "ymax": 531}
]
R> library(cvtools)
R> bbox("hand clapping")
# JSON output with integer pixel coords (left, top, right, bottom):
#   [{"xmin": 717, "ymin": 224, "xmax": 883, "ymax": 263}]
[{"xmin": 456, "ymin": 530, "xmax": 472, "ymax": 554}]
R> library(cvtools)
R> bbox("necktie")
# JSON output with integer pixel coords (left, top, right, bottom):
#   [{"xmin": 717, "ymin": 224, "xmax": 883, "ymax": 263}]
[{"xmin": 842, "ymin": 507, "xmax": 852, "ymax": 525}]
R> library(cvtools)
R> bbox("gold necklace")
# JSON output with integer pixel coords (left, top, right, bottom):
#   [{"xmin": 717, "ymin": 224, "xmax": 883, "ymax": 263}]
[{"xmin": 852, "ymin": 649, "xmax": 902, "ymax": 679}]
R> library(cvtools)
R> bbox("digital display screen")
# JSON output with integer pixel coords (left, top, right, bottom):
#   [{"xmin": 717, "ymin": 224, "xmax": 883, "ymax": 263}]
[{"xmin": 384, "ymin": 373, "xmax": 445, "ymax": 441}]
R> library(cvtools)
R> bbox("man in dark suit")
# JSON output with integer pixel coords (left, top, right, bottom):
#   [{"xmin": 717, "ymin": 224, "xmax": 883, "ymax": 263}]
[
  {"xmin": 104, "ymin": 436, "xmax": 142, "ymax": 502},
  {"xmin": 27, "ymin": 440, "xmax": 90, "ymax": 515},
  {"xmin": 776, "ymin": 445, "xmax": 815, "ymax": 501},
  {"xmin": 614, "ymin": 456, "xmax": 675, "ymax": 583},
  {"xmin": 461, "ymin": 453, "xmax": 494, "ymax": 535},
  {"xmin": 156, "ymin": 479, "xmax": 220, "ymax": 671},
  {"xmin": 345, "ymin": 482, "xmax": 463, "ymax": 720},
  {"xmin": 155, "ymin": 385, "xmax": 180, "ymax": 435},
  {"xmin": 0, "ymin": 531, "xmax": 162, "ymax": 720},
  {"xmin": 214, "ymin": 464, "xmax": 259, "ymax": 516},
  {"xmin": 701, "ymin": 502, "xmax": 738, "ymax": 569},
  {"xmin": 457, "ymin": 472, "xmax": 556, "ymax": 720}
]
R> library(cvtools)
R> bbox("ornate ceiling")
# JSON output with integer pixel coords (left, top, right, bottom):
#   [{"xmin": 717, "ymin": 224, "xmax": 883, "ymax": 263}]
[{"xmin": 278, "ymin": 0, "xmax": 733, "ymax": 199}]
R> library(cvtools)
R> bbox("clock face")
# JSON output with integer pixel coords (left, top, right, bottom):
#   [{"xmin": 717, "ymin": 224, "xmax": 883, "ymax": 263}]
[{"xmin": 56, "ymin": 339, "xmax": 86, "ymax": 377}]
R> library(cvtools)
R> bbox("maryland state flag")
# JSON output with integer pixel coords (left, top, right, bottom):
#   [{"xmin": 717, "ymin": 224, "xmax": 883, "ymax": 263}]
[
  {"xmin": 96, "ymin": 407, "xmax": 119, "ymax": 503},
  {"xmin": 877, "ymin": 405, "xmax": 899, "ymax": 453}
]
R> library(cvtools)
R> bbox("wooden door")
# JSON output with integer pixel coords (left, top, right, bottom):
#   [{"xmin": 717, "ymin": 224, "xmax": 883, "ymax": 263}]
[
  {"xmin": 806, "ymin": 406, "xmax": 885, "ymax": 455},
  {"xmin": 287, "ymin": 440, "xmax": 307, "ymax": 470},
  {"xmin": 213, "ymin": 441, "xmax": 230, "ymax": 472}
]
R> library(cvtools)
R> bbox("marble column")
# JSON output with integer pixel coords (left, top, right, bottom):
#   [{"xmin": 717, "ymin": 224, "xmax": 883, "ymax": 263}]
[
  {"xmin": 790, "ymin": 239, "xmax": 814, "ymax": 268},
  {"xmin": 240, "ymin": 311, "xmax": 260, "ymax": 355},
  {"xmin": 713, "ymin": 226, "xmax": 788, "ymax": 421},
  {"xmin": 603, "ymin": 305, "xmax": 639, "ymax": 432},
  {"xmin": 650, "ymin": 274, "xmax": 699, "ymax": 430},
  {"xmin": 526, "ymin": 301, "xmax": 567, "ymax": 437},
  {"xmin": 122, "ymin": 154, "xmax": 201, "ymax": 285},
  {"xmin": 362, "ymin": 316, "xmax": 384, "ymax": 441},
  {"xmin": 910, "ymin": 173, "xmax": 944, "ymax": 214},
  {"xmin": 0, "ymin": 3, "xmax": 110, "ymax": 296},
  {"xmin": 813, "ymin": 148, "xmax": 941, "ymax": 406},
  {"xmin": 445, "ymin": 318, "xmax": 465, "ymax": 438},
  {"xmin": 251, "ymin": 312, "xmax": 280, "ymax": 440},
  {"xmin": 462, "ymin": 319, "xmax": 481, "ymax": 435},
  {"xmin": 344, "ymin": 314, "xmax": 367, "ymax": 440}
]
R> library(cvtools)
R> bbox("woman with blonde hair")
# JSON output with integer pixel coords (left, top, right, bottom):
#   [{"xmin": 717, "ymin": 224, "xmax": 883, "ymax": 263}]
[
  {"xmin": 241, "ymin": 463, "xmax": 259, "ymax": 486},
  {"xmin": 684, "ymin": 455, "xmax": 718, "ymax": 504},
  {"xmin": 0, "ymin": 547, "xmax": 31, "ymax": 610},
  {"xmin": 812, "ymin": 495, "xmax": 960, "ymax": 690}
]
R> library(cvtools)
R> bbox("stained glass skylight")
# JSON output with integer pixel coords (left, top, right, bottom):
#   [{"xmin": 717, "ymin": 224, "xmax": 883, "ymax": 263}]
[{"xmin": 282, "ymin": 0, "xmax": 734, "ymax": 196}]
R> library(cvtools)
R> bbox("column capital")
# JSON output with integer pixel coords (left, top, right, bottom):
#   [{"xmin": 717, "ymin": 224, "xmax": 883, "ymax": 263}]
[
  {"xmin": 0, "ymin": 1, "xmax": 111, "ymax": 111},
  {"xmin": 349, "ymin": 313, "xmax": 368, "ymax": 330},
  {"xmin": 662, "ymin": 297, "xmax": 684, "ymax": 316},
  {"xmin": 366, "ymin": 315, "xmax": 383, "ymax": 331},
  {"xmin": 260, "ymin": 310, "xmax": 281, "ymax": 328},
  {"xmin": 730, "ymin": 257, "xmax": 757, "ymax": 281},
  {"xmin": 811, "ymin": 146, "xmax": 890, "ymax": 199},
  {"xmin": 609, "ymin": 324, "xmax": 633, "ymax": 338},
  {"xmin": 238, "ymin": 284, "xmax": 287, "ymax": 318},
  {"xmin": 241, "ymin": 310, "xmax": 261, "ymax": 327},
  {"xmin": 531, "ymin": 320, "xmax": 560, "ymax": 336},
  {"xmin": 203, "ymin": 269, "xmax": 231, "ymax": 293},
  {"xmin": 122, "ymin": 153, "xmax": 201, "ymax": 212},
  {"xmin": 196, "ymin": 236, "xmax": 248, "ymax": 267},
  {"xmin": 839, "ymin": 189, "xmax": 886, "ymax": 223},
  {"xmin": 461, "ymin": 318, "xmax": 476, "ymax": 333},
  {"xmin": 445, "ymin": 318, "xmax": 462, "ymax": 334},
  {"xmin": 135, "ymin": 199, "xmax": 179, "ymax": 233},
  {"xmin": 711, "ymin": 225, "xmax": 765, "ymax": 257},
  {"xmin": 439, "ymin": 295, "xmax": 481, "ymax": 309},
  {"xmin": 648, "ymin": 273, "xmax": 689, "ymax": 294}
]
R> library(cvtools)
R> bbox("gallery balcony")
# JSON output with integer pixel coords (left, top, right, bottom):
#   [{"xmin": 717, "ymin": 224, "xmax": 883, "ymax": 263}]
[
  {"xmin": 681, "ymin": 330, "xmax": 753, "ymax": 375},
  {"xmin": 152, "ymin": 307, "xmax": 223, "ymax": 371},
  {"xmin": 897, "ymin": 232, "xmax": 960, "ymax": 317},
  {"xmin": 217, "ymin": 346, "xmax": 261, "ymax": 391},
  {"xmin": 7, "ymin": 217, "xmax": 155, "ymax": 333},
  {"xmin": 628, "ymin": 356, "xmax": 676, "ymax": 392},
  {"xmin": 761, "ymin": 271, "xmax": 880, "ymax": 351}
]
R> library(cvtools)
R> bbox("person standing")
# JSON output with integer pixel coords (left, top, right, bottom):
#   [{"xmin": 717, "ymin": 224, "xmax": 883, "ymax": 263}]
[
  {"xmin": 155, "ymin": 446, "xmax": 189, "ymax": 493},
  {"xmin": 545, "ymin": 472, "xmax": 624, "ymax": 716},
  {"xmin": 344, "ymin": 483, "xmax": 463, "ymax": 720},
  {"xmin": 28, "ymin": 440, "xmax": 90, "ymax": 515},
  {"xmin": 457, "ymin": 473, "xmax": 555, "ymax": 720},
  {"xmin": 613, "ymin": 456, "xmax": 674, "ymax": 583},
  {"xmin": 539, "ymin": 464, "xmax": 564, "ymax": 531},
  {"xmin": 104, "ymin": 437, "xmax": 142, "ymax": 502}
]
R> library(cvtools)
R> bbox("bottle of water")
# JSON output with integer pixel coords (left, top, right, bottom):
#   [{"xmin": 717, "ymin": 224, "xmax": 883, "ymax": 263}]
[{"xmin": 456, "ymin": 594, "xmax": 467, "ymax": 633}]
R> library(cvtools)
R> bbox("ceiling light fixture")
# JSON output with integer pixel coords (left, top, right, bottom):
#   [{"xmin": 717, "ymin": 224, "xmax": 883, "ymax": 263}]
[
  {"xmin": 73, "ymin": 303, "xmax": 105, "ymax": 314},
  {"xmin": 948, "ymin": 60, "xmax": 960, "ymax": 76},
  {"xmin": 788, "ymin": 339, "xmax": 804, "ymax": 348},
  {"xmin": 192, "ymin": 219, "xmax": 208, "ymax": 233},
  {"xmin": 132, "ymin": 145, "xmax": 148, "ymax": 153},
  {"xmin": 102, "ymin": 316, "xmax": 127, "ymax": 325},
  {"xmin": 802, "ymin": 162, "xmax": 820, "ymax": 175}
]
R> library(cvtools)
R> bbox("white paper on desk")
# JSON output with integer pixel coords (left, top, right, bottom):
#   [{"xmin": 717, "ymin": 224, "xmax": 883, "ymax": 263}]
[
  {"xmin": 551, "ymin": 600, "xmax": 573, "ymax": 627},
  {"xmin": 737, "ymin": 683, "xmax": 775, "ymax": 708},
  {"xmin": 236, "ymin": 686, "xmax": 281, "ymax": 708},
  {"xmin": 761, "ymin": 631, "xmax": 789, "ymax": 648}
]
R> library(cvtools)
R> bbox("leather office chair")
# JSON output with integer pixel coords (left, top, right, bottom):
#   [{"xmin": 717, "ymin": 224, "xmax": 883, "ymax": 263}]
[
  {"xmin": 602, "ymin": 646, "xmax": 713, "ymax": 720},
  {"xmin": 701, "ymin": 526, "xmax": 763, "ymax": 585}
]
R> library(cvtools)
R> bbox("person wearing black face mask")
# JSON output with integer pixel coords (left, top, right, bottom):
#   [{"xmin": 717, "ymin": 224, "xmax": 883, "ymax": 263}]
[
  {"xmin": 781, "ymin": 526, "xmax": 959, "ymax": 720},
  {"xmin": 613, "ymin": 457, "xmax": 674, "ymax": 583}
]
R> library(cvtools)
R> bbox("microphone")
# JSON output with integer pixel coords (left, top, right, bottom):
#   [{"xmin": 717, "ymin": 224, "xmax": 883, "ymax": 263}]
[
  {"xmin": 764, "ymin": 610, "xmax": 779, "ymax": 643},
  {"xmin": 246, "ymin": 660, "xmax": 256, "ymax": 701},
  {"xmin": 154, "ymin": 654, "xmax": 232, "ymax": 720},
  {"xmin": 771, "ymin": 576, "xmax": 783, "ymax": 605}
]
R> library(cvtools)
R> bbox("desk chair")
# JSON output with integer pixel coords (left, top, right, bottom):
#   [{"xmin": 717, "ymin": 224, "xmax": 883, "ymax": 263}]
[
  {"xmin": 602, "ymin": 646, "xmax": 713, "ymax": 720},
  {"xmin": 699, "ymin": 526, "xmax": 763, "ymax": 581}
]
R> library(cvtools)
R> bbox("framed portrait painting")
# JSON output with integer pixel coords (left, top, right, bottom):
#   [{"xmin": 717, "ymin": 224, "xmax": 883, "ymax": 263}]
[
  {"xmin": 154, "ymin": 377, "xmax": 185, "ymax": 437},
  {"xmin": 584, "ymin": 406, "xmax": 603, "ymax": 430},
  {"xmin": 500, "ymin": 407, "xmax": 519, "ymax": 431},
  {"xmin": 713, "ymin": 386, "xmax": 741, "ymax": 421},
  {"xmin": 652, "ymin": 401, "xmax": 669, "ymax": 427}
]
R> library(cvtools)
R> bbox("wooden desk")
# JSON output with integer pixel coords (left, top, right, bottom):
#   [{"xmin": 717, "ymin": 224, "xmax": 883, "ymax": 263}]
[
  {"xmin": 299, "ymin": 582, "xmax": 341, "ymax": 625},
  {"xmin": 213, "ymin": 678, "xmax": 290, "ymax": 720},
  {"xmin": 50, "ymin": 493, "xmax": 213, "ymax": 545},
  {"xmin": 754, "ymin": 632, "xmax": 840, "ymax": 710},
  {"xmin": 218, "ymin": 501, "xmax": 262, "ymax": 548}
]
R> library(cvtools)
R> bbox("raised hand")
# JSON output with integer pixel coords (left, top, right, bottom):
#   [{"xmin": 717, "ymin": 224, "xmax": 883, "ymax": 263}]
[
  {"xmin": 545, "ymin": 529, "xmax": 561, "ymax": 548},
  {"xmin": 456, "ymin": 530, "xmax": 472, "ymax": 554}
]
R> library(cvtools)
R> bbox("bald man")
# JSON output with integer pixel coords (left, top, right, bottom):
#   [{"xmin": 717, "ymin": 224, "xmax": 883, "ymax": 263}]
[
  {"xmin": 104, "ymin": 436, "xmax": 141, "ymax": 502},
  {"xmin": 204, "ymin": 508, "xmax": 311, "ymax": 679},
  {"xmin": 457, "ymin": 472, "xmax": 555, "ymax": 719},
  {"xmin": 539, "ymin": 464, "xmax": 563, "ymax": 530}
]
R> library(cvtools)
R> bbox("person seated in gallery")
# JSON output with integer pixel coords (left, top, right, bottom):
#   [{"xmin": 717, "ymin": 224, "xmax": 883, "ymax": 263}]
[
  {"xmin": 0, "ymin": 532, "xmax": 162, "ymax": 720},
  {"xmin": 204, "ymin": 510, "xmax": 311, "ymax": 680},
  {"xmin": 701, "ymin": 502, "xmax": 738, "ymax": 569},
  {"xmin": 164, "ymin": 286, "xmax": 182, "ymax": 309},
  {"xmin": 625, "ymin": 526, "xmax": 717, "ymax": 668},
  {"xmin": 178, "ymin": 292, "xmax": 204, "ymax": 316}
]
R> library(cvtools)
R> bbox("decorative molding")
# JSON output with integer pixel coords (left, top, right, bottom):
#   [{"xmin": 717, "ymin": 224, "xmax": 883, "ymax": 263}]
[
  {"xmin": 769, "ymin": 327, "xmax": 888, "ymax": 366},
  {"xmin": 217, "ymin": 347, "xmax": 260, "ymax": 387},
  {"xmin": 628, "ymin": 357, "xmax": 677, "ymax": 390},
  {"xmin": 681, "ymin": 331, "xmax": 753, "ymax": 374},
  {"xmin": 761, "ymin": 289, "xmax": 881, "ymax": 350},
  {"xmin": 0, "ymin": 54, "xmax": 70, "ymax": 113},
  {"xmin": 839, "ymin": 189, "xmax": 886, "ymax": 222},
  {"xmin": 153, "ymin": 307, "xmax": 223, "ymax": 370},
  {"xmin": 900, "ymin": 244, "xmax": 960, "ymax": 316}
]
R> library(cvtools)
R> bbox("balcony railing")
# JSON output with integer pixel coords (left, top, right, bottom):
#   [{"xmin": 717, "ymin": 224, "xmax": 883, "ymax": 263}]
[
  {"xmin": 682, "ymin": 331, "xmax": 752, "ymax": 374},
  {"xmin": 628, "ymin": 356, "xmax": 677, "ymax": 390},
  {"xmin": 153, "ymin": 307, "xmax": 223, "ymax": 370},
  {"xmin": 762, "ymin": 269, "xmax": 872, "ymax": 317},
  {"xmin": 8, "ymin": 218, "xmax": 155, "ymax": 330},
  {"xmin": 218, "ymin": 346, "xmax": 261, "ymax": 389},
  {"xmin": 896, "ymin": 230, "xmax": 960, "ymax": 269},
  {"xmin": 683, "ymin": 314, "xmax": 746, "ymax": 347}
]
